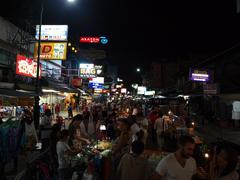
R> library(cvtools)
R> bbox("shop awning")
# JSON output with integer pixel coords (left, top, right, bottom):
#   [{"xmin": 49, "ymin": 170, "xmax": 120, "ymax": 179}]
[{"xmin": 0, "ymin": 88, "xmax": 39, "ymax": 97}]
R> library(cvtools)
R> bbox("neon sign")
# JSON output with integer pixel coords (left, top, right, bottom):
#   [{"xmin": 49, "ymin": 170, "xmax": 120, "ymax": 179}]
[
  {"xmin": 16, "ymin": 55, "xmax": 41, "ymax": 78},
  {"xmin": 80, "ymin": 37, "xmax": 100, "ymax": 43}
]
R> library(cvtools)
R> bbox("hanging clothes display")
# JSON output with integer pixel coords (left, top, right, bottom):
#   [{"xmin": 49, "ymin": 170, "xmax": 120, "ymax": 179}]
[{"xmin": 0, "ymin": 119, "xmax": 25, "ymax": 166}]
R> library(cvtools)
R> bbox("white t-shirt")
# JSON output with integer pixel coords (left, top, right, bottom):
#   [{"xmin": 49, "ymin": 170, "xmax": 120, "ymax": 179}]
[
  {"xmin": 132, "ymin": 108, "xmax": 138, "ymax": 115},
  {"xmin": 154, "ymin": 118, "xmax": 164, "ymax": 134},
  {"xmin": 130, "ymin": 123, "xmax": 141, "ymax": 141},
  {"xmin": 25, "ymin": 122, "xmax": 38, "ymax": 141},
  {"xmin": 57, "ymin": 141, "xmax": 71, "ymax": 169},
  {"xmin": 155, "ymin": 153, "xmax": 196, "ymax": 180}
]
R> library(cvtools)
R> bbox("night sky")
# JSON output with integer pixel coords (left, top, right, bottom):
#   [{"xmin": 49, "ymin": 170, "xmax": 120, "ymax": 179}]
[{"xmin": 1, "ymin": 0, "xmax": 240, "ymax": 83}]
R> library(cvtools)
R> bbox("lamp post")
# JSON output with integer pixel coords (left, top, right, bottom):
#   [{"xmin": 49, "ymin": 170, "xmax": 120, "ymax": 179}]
[
  {"xmin": 34, "ymin": 3, "xmax": 43, "ymax": 129},
  {"xmin": 34, "ymin": 0, "xmax": 75, "ymax": 128}
]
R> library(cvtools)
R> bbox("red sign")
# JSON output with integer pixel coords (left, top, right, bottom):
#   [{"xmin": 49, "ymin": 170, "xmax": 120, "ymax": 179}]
[
  {"xmin": 72, "ymin": 78, "xmax": 82, "ymax": 88},
  {"xmin": 102, "ymin": 90, "xmax": 110, "ymax": 93},
  {"xmin": 16, "ymin": 55, "xmax": 41, "ymax": 78},
  {"xmin": 80, "ymin": 37, "xmax": 100, "ymax": 43}
]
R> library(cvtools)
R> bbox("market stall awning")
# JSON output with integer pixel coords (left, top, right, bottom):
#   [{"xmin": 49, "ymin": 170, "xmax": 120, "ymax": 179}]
[{"xmin": 0, "ymin": 88, "xmax": 39, "ymax": 97}]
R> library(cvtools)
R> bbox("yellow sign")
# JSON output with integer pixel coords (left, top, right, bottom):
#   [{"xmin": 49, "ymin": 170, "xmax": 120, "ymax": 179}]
[{"xmin": 34, "ymin": 42, "xmax": 67, "ymax": 60}]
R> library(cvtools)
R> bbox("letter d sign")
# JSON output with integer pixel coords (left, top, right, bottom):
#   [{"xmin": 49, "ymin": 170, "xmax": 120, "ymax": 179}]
[{"xmin": 42, "ymin": 45, "xmax": 52, "ymax": 53}]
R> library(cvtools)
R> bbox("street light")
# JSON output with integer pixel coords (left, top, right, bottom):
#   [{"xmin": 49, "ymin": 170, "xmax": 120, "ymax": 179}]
[{"xmin": 136, "ymin": 68, "xmax": 141, "ymax": 72}]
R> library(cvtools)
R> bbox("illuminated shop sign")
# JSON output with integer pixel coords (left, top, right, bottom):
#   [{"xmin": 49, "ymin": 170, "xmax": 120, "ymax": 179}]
[
  {"xmin": 144, "ymin": 91, "xmax": 155, "ymax": 96},
  {"xmin": 79, "ymin": 63, "xmax": 96, "ymax": 78},
  {"xmin": 137, "ymin": 86, "xmax": 146, "ymax": 95},
  {"xmin": 89, "ymin": 83, "xmax": 103, "ymax": 89},
  {"xmin": 80, "ymin": 36, "xmax": 108, "ymax": 45},
  {"xmin": 16, "ymin": 54, "xmax": 41, "ymax": 78},
  {"xmin": 80, "ymin": 37, "xmax": 100, "ymax": 43},
  {"xmin": 89, "ymin": 77, "xmax": 104, "ymax": 84},
  {"xmin": 35, "ymin": 25, "xmax": 68, "ymax": 41},
  {"xmin": 189, "ymin": 68, "xmax": 211, "ymax": 82},
  {"xmin": 34, "ymin": 42, "xmax": 67, "ymax": 60}
]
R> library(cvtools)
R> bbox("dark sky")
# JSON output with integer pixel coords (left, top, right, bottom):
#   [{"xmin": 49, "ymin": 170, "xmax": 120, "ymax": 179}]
[{"xmin": 1, "ymin": 0, "xmax": 240, "ymax": 83}]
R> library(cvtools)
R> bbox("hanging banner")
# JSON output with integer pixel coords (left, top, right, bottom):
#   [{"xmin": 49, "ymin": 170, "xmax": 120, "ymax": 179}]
[
  {"xmin": 34, "ymin": 42, "xmax": 67, "ymax": 60},
  {"xmin": 16, "ymin": 54, "xmax": 41, "ymax": 78}
]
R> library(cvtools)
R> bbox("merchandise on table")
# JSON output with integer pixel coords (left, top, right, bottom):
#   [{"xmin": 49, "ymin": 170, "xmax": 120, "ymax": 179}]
[{"xmin": 95, "ymin": 140, "xmax": 112, "ymax": 151}]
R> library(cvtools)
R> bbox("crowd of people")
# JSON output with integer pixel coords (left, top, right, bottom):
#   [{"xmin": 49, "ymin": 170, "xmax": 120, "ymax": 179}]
[{"xmin": 15, "ymin": 99, "xmax": 240, "ymax": 180}]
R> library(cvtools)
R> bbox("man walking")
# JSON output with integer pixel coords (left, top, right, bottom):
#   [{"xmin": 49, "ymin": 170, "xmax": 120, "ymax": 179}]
[{"xmin": 152, "ymin": 135, "xmax": 197, "ymax": 180}]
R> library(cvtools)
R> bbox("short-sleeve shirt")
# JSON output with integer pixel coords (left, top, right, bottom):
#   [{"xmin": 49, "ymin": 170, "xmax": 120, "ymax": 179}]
[
  {"xmin": 57, "ymin": 141, "xmax": 71, "ymax": 169},
  {"xmin": 117, "ymin": 153, "xmax": 149, "ymax": 180},
  {"xmin": 155, "ymin": 153, "xmax": 196, "ymax": 180}
]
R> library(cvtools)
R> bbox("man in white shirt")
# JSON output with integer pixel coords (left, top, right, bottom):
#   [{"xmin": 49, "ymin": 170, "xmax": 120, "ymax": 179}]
[
  {"xmin": 132, "ymin": 105, "xmax": 138, "ymax": 116},
  {"xmin": 57, "ymin": 130, "xmax": 78, "ymax": 180},
  {"xmin": 154, "ymin": 112, "xmax": 164, "ymax": 149},
  {"xmin": 152, "ymin": 135, "xmax": 197, "ymax": 180}
]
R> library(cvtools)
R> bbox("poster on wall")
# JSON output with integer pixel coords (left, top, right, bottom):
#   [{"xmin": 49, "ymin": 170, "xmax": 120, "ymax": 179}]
[
  {"xmin": 16, "ymin": 54, "xmax": 41, "ymax": 78},
  {"xmin": 34, "ymin": 42, "xmax": 67, "ymax": 60}
]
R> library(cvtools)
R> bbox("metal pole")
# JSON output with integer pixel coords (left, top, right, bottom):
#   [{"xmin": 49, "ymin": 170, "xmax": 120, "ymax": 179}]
[{"xmin": 34, "ymin": 3, "xmax": 43, "ymax": 129}]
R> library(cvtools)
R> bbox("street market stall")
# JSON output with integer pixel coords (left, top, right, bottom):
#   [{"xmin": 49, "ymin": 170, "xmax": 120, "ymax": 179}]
[{"xmin": 67, "ymin": 140, "xmax": 112, "ymax": 180}]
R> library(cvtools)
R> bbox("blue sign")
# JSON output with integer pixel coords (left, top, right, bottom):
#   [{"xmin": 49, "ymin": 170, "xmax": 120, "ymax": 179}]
[
  {"xmin": 100, "ymin": 36, "xmax": 108, "ymax": 44},
  {"xmin": 89, "ymin": 82, "xmax": 103, "ymax": 89}
]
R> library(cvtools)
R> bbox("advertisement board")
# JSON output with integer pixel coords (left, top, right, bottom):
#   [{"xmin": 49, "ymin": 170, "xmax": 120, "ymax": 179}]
[
  {"xmin": 80, "ymin": 37, "xmax": 100, "ymax": 43},
  {"xmin": 137, "ymin": 86, "xmax": 146, "ymax": 95},
  {"xmin": 89, "ymin": 83, "xmax": 103, "ymax": 89},
  {"xmin": 145, "ymin": 90, "xmax": 155, "ymax": 96},
  {"xmin": 16, "ymin": 54, "xmax": 41, "ymax": 78},
  {"xmin": 189, "ymin": 68, "xmax": 211, "ymax": 82},
  {"xmin": 35, "ymin": 25, "xmax": 68, "ymax": 41},
  {"xmin": 34, "ymin": 42, "xmax": 67, "ymax": 60},
  {"xmin": 79, "ymin": 64, "xmax": 96, "ymax": 78},
  {"xmin": 89, "ymin": 77, "xmax": 104, "ymax": 84},
  {"xmin": 80, "ymin": 36, "xmax": 108, "ymax": 45}
]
